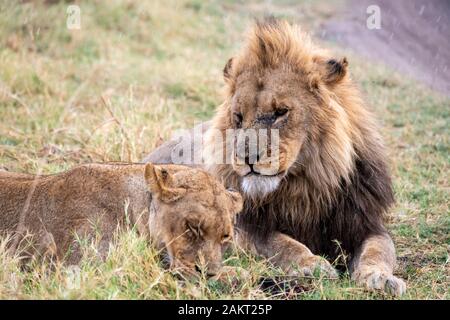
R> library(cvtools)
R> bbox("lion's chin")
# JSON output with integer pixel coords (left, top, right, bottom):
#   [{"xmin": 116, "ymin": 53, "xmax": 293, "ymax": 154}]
[{"xmin": 241, "ymin": 175, "xmax": 281, "ymax": 198}]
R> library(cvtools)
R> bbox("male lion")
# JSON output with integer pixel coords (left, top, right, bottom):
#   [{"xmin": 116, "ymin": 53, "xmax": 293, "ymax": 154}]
[
  {"xmin": 144, "ymin": 20, "xmax": 406, "ymax": 295},
  {"xmin": 0, "ymin": 163, "xmax": 243, "ymax": 276}
]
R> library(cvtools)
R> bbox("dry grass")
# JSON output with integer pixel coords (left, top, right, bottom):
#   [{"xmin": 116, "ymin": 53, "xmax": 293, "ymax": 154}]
[{"xmin": 0, "ymin": 0, "xmax": 448, "ymax": 299}]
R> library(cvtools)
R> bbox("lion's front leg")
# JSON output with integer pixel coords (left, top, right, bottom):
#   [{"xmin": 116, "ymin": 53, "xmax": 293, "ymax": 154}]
[
  {"xmin": 351, "ymin": 233, "xmax": 406, "ymax": 296},
  {"xmin": 236, "ymin": 230, "xmax": 338, "ymax": 278}
]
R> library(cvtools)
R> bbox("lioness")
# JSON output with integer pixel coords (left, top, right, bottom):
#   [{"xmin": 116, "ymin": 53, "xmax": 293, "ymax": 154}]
[
  {"xmin": 144, "ymin": 19, "xmax": 407, "ymax": 295},
  {"xmin": 0, "ymin": 163, "xmax": 243, "ymax": 276}
]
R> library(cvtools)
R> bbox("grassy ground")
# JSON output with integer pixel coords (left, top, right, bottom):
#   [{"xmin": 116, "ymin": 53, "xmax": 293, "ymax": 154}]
[{"xmin": 0, "ymin": 0, "xmax": 448, "ymax": 299}]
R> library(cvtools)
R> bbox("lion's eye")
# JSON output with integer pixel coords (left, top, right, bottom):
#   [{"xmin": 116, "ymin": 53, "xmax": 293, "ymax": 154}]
[
  {"xmin": 233, "ymin": 112, "xmax": 243, "ymax": 128},
  {"xmin": 274, "ymin": 107, "xmax": 288, "ymax": 118},
  {"xmin": 222, "ymin": 234, "xmax": 231, "ymax": 242}
]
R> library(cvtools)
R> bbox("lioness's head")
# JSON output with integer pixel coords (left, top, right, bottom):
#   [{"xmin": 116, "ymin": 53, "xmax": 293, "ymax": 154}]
[
  {"xmin": 209, "ymin": 19, "xmax": 363, "ymax": 198},
  {"xmin": 144, "ymin": 163, "xmax": 243, "ymax": 276}
]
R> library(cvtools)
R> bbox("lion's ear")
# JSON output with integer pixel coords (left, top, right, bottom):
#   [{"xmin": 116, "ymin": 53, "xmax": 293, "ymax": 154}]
[
  {"xmin": 223, "ymin": 57, "xmax": 234, "ymax": 82},
  {"xmin": 227, "ymin": 188, "xmax": 243, "ymax": 215},
  {"xmin": 144, "ymin": 163, "xmax": 186, "ymax": 203},
  {"xmin": 322, "ymin": 57, "xmax": 348, "ymax": 85}
]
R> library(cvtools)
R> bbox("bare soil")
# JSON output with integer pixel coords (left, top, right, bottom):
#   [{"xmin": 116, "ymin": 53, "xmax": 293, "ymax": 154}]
[{"xmin": 321, "ymin": 0, "xmax": 450, "ymax": 96}]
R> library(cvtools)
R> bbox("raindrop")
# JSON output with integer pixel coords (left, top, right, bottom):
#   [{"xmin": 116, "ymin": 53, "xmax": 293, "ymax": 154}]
[{"xmin": 419, "ymin": 5, "xmax": 425, "ymax": 16}]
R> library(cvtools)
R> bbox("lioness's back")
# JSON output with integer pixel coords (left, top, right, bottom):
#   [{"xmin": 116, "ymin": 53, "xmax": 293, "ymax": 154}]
[
  {"xmin": 0, "ymin": 170, "xmax": 45, "ymax": 233},
  {"xmin": 0, "ymin": 164, "xmax": 150, "ymax": 261},
  {"xmin": 0, "ymin": 164, "xmax": 139, "ymax": 238}
]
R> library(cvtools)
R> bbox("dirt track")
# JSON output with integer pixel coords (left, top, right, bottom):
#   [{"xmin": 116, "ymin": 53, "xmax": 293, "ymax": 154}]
[{"xmin": 321, "ymin": 0, "xmax": 450, "ymax": 96}]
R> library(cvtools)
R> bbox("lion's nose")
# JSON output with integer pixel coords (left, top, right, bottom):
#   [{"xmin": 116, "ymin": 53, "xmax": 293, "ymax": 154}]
[
  {"xmin": 236, "ymin": 150, "xmax": 261, "ymax": 165},
  {"xmin": 246, "ymin": 153, "xmax": 262, "ymax": 164},
  {"xmin": 247, "ymin": 163, "xmax": 261, "ymax": 175}
]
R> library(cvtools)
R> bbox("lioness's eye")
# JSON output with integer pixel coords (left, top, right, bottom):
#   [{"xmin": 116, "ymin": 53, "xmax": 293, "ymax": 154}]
[
  {"xmin": 186, "ymin": 220, "xmax": 203, "ymax": 239},
  {"xmin": 233, "ymin": 112, "xmax": 243, "ymax": 128},
  {"xmin": 222, "ymin": 234, "xmax": 231, "ymax": 242}
]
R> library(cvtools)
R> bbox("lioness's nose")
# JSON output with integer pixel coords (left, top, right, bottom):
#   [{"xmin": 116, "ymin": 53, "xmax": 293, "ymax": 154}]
[
  {"xmin": 195, "ymin": 263, "xmax": 221, "ymax": 277},
  {"xmin": 206, "ymin": 271, "xmax": 218, "ymax": 277}
]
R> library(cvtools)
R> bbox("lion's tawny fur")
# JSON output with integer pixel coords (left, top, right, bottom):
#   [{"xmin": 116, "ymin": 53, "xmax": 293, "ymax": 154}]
[
  {"xmin": 0, "ymin": 163, "xmax": 242, "ymax": 275},
  {"xmin": 206, "ymin": 20, "xmax": 394, "ymax": 262}
]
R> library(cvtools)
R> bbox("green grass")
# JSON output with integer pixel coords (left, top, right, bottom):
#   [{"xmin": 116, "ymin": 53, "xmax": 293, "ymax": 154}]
[{"xmin": 0, "ymin": 0, "xmax": 448, "ymax": 299}]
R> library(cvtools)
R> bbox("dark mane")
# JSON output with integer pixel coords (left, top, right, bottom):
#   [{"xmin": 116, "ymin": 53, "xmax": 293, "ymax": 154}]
[{"xmin": 237, "ymin": 147, "xmax": 394, "ymax": 263}]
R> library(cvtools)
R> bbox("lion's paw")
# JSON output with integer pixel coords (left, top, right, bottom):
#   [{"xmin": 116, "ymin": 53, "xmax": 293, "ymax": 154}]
[
  {"xmin": 352, "ymin": 267, "xmax": 406, "ymax": 296},
  {"xmin": 290, "ymin": 255, "xmax": 338, "ymax": 279}
]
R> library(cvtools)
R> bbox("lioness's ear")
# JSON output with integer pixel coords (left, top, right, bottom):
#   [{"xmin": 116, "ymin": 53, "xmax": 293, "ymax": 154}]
[
  {"xmin": 144, "ymin": 163, "xmax": 186, "ymax": 203},
  {"xmin": 322, "ymin": 57, "xmax": 348, "ymax": 85},
  {"xmin": 223, "ymin": 57, "xmax": 234, "ymax": 82},
  {"xmin": 227, "ymin": 188, "xmax": 243, "ymax": 215}
]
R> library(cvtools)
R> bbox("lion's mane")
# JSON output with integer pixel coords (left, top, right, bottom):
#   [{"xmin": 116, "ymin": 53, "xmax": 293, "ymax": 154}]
[{"xmin": 207, "ymin": 20, "xmax": 394, "ymax": 262}]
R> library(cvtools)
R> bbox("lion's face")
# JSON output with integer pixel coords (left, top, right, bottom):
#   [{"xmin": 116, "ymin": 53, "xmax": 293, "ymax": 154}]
[
  {"xmin": 229, "ymin": 67, "xmax": 317, "ymax": 196},
  {"xmin": 145, "ymin": 164, "xmax": 243, "ymax": 276},
  {"xmin": 214, "ymin": 20, "xmax": 351, "ymax": 198}
]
